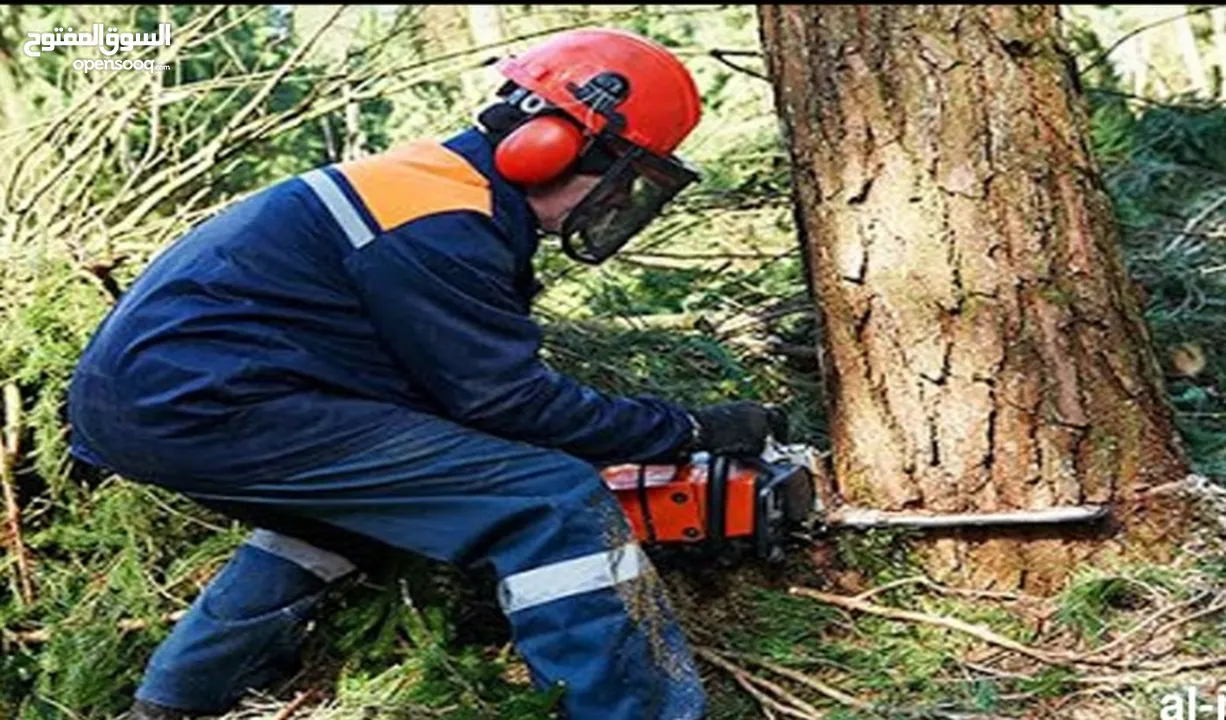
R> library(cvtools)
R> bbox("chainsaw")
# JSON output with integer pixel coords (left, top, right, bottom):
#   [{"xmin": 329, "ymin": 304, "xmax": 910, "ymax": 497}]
[{"xmin": 600, "ymin": 441, "xmax": 1109, "ymax": 563}]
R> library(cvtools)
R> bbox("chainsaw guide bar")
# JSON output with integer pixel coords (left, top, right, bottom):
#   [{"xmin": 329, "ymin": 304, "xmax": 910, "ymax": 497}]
[
  {"xmin": 601, "ymin": 443, "xmax": 1112, "ymax": 562},
  {"xmin": 827, "ymin": 504, "xmax": 1109, "ymax": 530}
]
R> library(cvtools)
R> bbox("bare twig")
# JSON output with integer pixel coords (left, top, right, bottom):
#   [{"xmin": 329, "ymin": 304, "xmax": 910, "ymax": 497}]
[
  {"xmin": 1, "ymin": 383, "xmax": 33, "ymax": 607},
  {"xmin": 110, "ymin": 5, "xmax": 348, "ymax": 236},
  {"xmin": 2, "ymin": 5, "xmax": 225, "ymax": 218},
  {"xmin": 8, "ymin": 610, "xmax": 188, "ymax": 645},
  {"xmin": 790, "ymin": 586, "xmax": 1068, "ymax": 666},
  {"xmin": 182, "ymin": 6, "xmax": 259, "ymax": 50},
  {"xmin": 721, "ymin": 650, "xmax": 876, "ymax": 712},
  {"xmin": 722, "ymin": 671, "xmax": 802, "ymax": 720},
  {"xmin": 619, "ymin": 250, "xmax": 789, "ymax": 261},
  {"xmin": 1079, "ymin": 6, "xmax": 1226, "ymax": 78},
  {"xmin": 958, "ymin": 660, "xmax": 1032, "ymax": 681},
  {"xmin": 854, "ymin": 576, "xmax": 929, "ymax": 602},
  {"xmin": 1085, "ymin": 590, "xmax": 1212, "ymax": 661},
  {"xmin": 710, "ymin": 48, "xmax": 769, "ymax": 81},
  {"xmin": 695, "ymin": 647, "xmax": 822, "ymax": 720},
  {"xmin": 140, "ymin": 486, "xmax": 231, "ymax": 534},
  {"xmin": 793, "ymin": 584, "xmax": 1226, "ymax": 676},
  {"xmin": 1167, "ymin": 193, "xmax": 1226, "ymax": 257},
  {"xmin": 271, "ymin": 690, "xmax": 317, "ymax": 720},
  {"xmin": 1140, "ymin": 594, "xmax": 1226, "ymax": 651},
  {"xmin": 3, "ymin": 71, "xmax": 125, "ymax": 214},
  {"xmin": 856, "ymin": 576, "xmax": 1030, "ymax": 606},
  {"xmin": 1081, "ymin": 655, "xmax": 1226, "ymax": 686}
]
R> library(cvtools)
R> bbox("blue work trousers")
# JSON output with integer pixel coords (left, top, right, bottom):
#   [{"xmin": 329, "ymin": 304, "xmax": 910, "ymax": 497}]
[{"xmin": 126, "ymin": 411, "xmax": 705, "ymax": 719}]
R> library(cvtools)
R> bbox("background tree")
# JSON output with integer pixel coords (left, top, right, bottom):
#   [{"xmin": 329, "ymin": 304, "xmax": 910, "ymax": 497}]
[{"xmin": 760, "ymin": 4, "xmax": 1193, "ymax": 593}]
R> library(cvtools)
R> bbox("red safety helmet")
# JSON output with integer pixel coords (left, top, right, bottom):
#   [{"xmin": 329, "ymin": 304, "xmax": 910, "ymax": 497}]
[{"xmin": 489, "ymin": 28, "xmax": 703, "ymax": 264}]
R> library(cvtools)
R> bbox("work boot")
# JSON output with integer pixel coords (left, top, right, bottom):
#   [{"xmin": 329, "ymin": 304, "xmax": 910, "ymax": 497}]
[{"xmin": 126, "ymin": 699, "xmax": 196, "ymax": 720}]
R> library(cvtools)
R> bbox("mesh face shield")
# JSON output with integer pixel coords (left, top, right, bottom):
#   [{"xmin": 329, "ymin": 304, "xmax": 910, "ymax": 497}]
[{"xmin": 560, "ymin": 137, "xmax": 700, "ymax": 265}]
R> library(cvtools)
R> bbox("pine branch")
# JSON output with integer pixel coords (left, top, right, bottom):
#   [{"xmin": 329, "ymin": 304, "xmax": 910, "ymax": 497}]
[
  {"xmin": 1079, "ymin": 6, "xmax": 1226, "ymax": 78},
  {"xmin": 1, "ymin": 383, "xmax": 33, "ymax": 607}
]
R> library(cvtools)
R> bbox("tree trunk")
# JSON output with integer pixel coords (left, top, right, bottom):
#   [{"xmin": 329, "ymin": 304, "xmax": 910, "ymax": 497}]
[
  {"xmin": 1133, "ymin": 30, "xmax": 1149, "ymax": 99},
  {"xmin": 759, "ymin": 5, "xmax": 1192, "ymax": 593},
  {"xmin": 463, "ymin": 5, "xmax": 504, "ymax": 101},
  {"xmin": 1212, "ymin": 7, "xmax": 1226, "ymax": 100},
  {"xmin": 1174, "ymin": 6, "xmax": 1209, "ymax": 97},
  {"xmin": 342, "ymin": 80, "xmax": 366, "ymax": 161}
]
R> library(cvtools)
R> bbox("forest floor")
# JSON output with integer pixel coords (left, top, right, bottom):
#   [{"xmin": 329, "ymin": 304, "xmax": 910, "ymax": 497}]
[{"xmin": 178, "ymin": 472, "xmax": 1226, "ymax": 720}]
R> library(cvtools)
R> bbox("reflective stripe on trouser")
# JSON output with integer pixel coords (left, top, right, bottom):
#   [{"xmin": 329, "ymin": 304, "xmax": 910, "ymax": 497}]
[
  {"xmin": 245, "ymin": 528, "xmax": 357, "ymax": 582},
  {"xmin": 136, "ymin": 534, "xmax": 340, "ymax": 712},
  {"xmin": 143, "ymin": 408, "xmax": 705, "ymax": 719},
  {"xmin": 499, "ymin": 542, "xmax": 646, "ymax": 614}
]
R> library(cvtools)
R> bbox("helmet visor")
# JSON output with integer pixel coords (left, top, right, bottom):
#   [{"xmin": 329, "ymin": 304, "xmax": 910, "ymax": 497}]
[{"xmin": 560, "ymin": 143, "xmax": 699, "ymax": 265}]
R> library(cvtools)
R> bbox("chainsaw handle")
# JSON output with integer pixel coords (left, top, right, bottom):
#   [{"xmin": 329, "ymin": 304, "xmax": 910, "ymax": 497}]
[{"xmin": 706, "ymin": 455, "xmax": 730, "ymax": 549}]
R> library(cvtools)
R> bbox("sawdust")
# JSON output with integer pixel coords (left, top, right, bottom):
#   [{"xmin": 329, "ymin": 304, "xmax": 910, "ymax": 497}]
[{"xmin": 591, "ymin": 488, "xmax": 694, "ymax": 681}]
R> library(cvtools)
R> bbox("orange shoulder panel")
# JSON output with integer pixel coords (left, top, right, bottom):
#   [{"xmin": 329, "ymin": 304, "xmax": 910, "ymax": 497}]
[{"xmin": 336, "ymin": 141, "xmax": 492, "ymax": 232}]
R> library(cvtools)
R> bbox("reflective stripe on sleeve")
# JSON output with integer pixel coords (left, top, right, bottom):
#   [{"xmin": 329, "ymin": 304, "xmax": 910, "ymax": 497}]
[
  {"xmin": 245, "ymin": 529, "xmax": 358, "ymax": 582},
  {"xmin": 301, "ymin": 168, "xmax": 375, "ymax": 249},
  {"xmin": 498, "ymin": 542, "xmax": 647, "ymax": 614}
]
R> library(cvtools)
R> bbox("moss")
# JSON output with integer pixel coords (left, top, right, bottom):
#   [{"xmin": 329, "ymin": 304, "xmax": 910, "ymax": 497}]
[
  {"xmin": 1085, "ymin": 422, "xmax": 1121, "ymax": 488},
  {"xmin": 1039, "ymin": 281, "xmax": 1079, "ymax": 308}
]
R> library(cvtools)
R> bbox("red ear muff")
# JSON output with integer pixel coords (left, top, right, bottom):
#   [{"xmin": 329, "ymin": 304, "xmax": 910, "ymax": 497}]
[{"xmin": 494, "ymin": 115, "xmax": 586, "ymax": 186}]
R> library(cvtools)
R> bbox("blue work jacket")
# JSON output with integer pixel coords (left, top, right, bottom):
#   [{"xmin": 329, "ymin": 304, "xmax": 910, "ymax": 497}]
[{"xmin": 67, "ymin": 128, "xmax": 693, "ymax": 488}]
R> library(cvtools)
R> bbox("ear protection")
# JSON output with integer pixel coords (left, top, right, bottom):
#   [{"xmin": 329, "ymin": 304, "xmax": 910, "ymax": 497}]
[{"xmin": 493, "ymin": 115, "xmax": 586, "ymax": 186}]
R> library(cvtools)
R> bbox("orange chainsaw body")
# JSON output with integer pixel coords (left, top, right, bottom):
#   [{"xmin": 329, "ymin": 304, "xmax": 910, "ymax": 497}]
[
  {"xmin": 600, "ymin": 461, "xmax": 760, "ymax": 543},
  {"xmin": 600, "ymin": 456, "xmax": 815, "ymax": 560}
]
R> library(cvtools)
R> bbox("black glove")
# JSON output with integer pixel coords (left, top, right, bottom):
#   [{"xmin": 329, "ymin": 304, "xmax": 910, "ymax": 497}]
[{"xmin": 688, "ymin": 401, "xmax": 788, "ymax": 458}]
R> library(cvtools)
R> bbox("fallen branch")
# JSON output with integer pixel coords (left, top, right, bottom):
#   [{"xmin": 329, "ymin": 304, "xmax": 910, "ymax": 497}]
[
  {"xmin": 695, "ymin": 647, "xmax": 822, "ymax": 719},
  {"xmin": 1080, "ymin": 654, "xmax": 1226, "ymax": 686},
  {"xmin": 957, "ymin": 661, "xmax": 1032, "ymax": 681},
  {"xmin": 852, "ymin": 575, "xmax": 1030, "ymax": 603},
  {"xmin": 1085, "ymin": 590, "xmax": 1212, "ymax": 661},
  {"xmin": 790, "ymin": 586, "xmax": 1068, "ymax": 666},
  {"xmin": 793, "ymin": 585, "xmax": 1226, "ymax": 679},
  {"xmin": 721, "ymin": 650, "xmax": 875, "ymax": 712},
  {"xmin": 271, "ymin": 690, "xmax": 317, "ymax": 720},
  {"xmin": 720, "ymin": 671, "xmax": 797, "ymax": 720},
  {"xmin": 1141, "ymin": 594, "xmax": 1226, "ymax": 651},
  {"xmin": 8, "ymin": 610, "xmax": 188, "ymax": 645},
  {"xmin": 1, "ymin": 383, "xmax": 33, "ymax": 607},
  {"xmin": 854, "ymin": 576, "xmax": 928, "ymax": 602}
]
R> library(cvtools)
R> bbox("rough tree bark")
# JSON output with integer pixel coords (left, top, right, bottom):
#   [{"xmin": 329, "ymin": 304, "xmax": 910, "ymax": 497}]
[{"xmin": 759, "ymin": 5, "xmax": 1192, "ymax": 593}]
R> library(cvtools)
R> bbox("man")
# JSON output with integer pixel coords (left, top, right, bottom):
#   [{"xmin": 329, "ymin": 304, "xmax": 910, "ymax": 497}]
[{"xmin": 68, "ymin": 27, "xmax": 778, "ymax": 719}]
